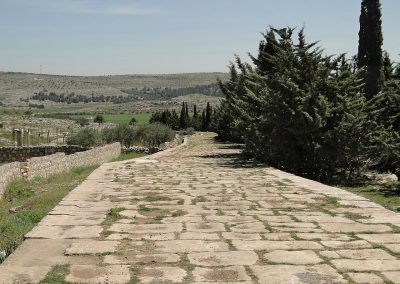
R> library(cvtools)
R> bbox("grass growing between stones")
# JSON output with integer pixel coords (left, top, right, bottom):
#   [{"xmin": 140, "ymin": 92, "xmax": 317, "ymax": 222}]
[
  {"xmin": 39, "ymin": 265, "xmax": 70, "ymax": 284},
  {"xmin": 0, "ymin": 166, "xmax": 98, "ymax": 264},
  {"xmin": 102, "ymin": 207, "xmax": 125, "ymax": 226},
  {"xmin": 142, "ymin": 195, "xmax": 171, "ymax": 202},
  {"xmin": 191, "ymin": 196, "xmax": 207, "ymax": 204},
  {"xmin": 111, "ymin": 152, "xmax": 147, "ymax": 162}
]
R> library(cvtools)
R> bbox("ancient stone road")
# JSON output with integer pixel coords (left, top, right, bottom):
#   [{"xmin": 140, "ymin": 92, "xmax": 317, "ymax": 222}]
[{"xmin": 1, "ymin": 133, "xmax": 400, "ymax": 283}]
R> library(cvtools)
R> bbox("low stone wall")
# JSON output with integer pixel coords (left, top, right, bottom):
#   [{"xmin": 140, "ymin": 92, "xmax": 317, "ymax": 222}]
[
  {"xmin": 0, "ymin": 146, "xmax": 91, "ymax": 163},
  {"xmin": 0, "ymin": 143, "xmax": 121, "ymax": 197}
]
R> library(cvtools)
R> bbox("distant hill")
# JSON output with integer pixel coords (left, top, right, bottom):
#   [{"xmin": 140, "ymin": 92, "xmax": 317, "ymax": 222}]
[{"xmin": 0, "ymin": 72, "xmax": 229, "ymax": 105}]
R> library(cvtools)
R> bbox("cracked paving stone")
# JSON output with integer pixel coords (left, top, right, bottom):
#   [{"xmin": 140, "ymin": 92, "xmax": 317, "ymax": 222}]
[
  {"xmin": 188, "ymin": 251, "xmax": 258, "ymax": 266},
  {"xmin": 252, "ymin": 264, "xmax": 347, "ymax": 284},
  {"xmin": 193, "ymin": 266, "xmax": 251, "ymax": 282},
  {"xmin": 264, "ymin": 250, "xmax": 323, "ymax": 265}
]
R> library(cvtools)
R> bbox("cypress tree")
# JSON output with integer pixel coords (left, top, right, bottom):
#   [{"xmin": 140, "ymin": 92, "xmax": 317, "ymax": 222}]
[
  {"xmin": 201, "ymin": 110, "xmax": 206, "ymax": 131},
  {"xmin": 192, "ymin": 104, "xmax": 200, "ymax": 130},
  {"xmin": 179, "ymin": 102, "xmax": 187, "ymax": 129},
  {"xmin": 357, "ymin": 0, "xmax": 368, "ymax": 69},
  {"xmin": 205, "ymin": 102, "xmax": 212, "ymax": 130},
  {"xmin": 185, "ymin": 102, "xmax": 190, "ymax": 127},
  {"xmin": 358, "ymin": 0, "xmax": 384, "ymax": 99}
]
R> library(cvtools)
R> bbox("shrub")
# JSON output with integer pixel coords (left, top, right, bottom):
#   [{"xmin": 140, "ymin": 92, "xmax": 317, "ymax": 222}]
[
  {"xmin": 94, "ymin": 114, "xmax": 104, "ymax": 124},
  {"xmin": 101, "ymin": 124, "xmax": 136, "ymax": 148},
  {"xmin": 136, "ymin": 123, "xmax": 175, "ymax": 148},
  {"xmin": 66, "ymin": 128, "xmax": 98, "ymax": 147},
  {"xmin": 129, "ymin": 117, "xmax": 137, "ymax": 126},
  {"xmin": 73, "ymin": 117, "xmax": 90, "ymax": 127}
]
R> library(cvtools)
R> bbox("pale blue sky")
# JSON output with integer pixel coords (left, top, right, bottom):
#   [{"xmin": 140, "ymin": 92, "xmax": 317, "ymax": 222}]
[{"xmin": 0, "ymin": 0, "xmax": 399, "ymax": 75}]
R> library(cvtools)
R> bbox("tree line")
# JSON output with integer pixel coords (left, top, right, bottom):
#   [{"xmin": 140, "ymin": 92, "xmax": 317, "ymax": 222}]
[
  {"xmin": 212, "ymin": 0, "xmax": 399, "ymax": 182},
  {"xmin": 150, "ymin": 102, "xmax": 213, "ymax": 131},
  {"xmin": 30, "ymin": 83, "xmax": 222, "ymax": 104}
]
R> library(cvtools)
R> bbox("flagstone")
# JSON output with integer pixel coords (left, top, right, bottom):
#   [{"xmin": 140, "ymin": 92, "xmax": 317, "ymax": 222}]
[
  {"xmin": 2, "ymin": 133, "xmax": 400, "ymax": 284},
  {"xmin": 188, "ymin": 251, "xmax": 258, "ymax": 266}
]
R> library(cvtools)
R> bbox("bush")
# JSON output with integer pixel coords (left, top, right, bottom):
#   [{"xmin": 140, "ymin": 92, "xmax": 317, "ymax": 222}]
[
  {"xmin": 73, "ymin": 117, "xmax": 90, "ymax": 127},
  {"xmin": 94, "ymin": 114, "xmax": 104, "ymax": 124},
  {"xmin": 129, "ymin": 117, "xmax": 137, "ymax": 126},
  {"xmin": 101, "ymin": 124, "xmax": 136, "ymax": 148},
  {"xmin": 136, "ymin": 123, "xmax": 175, "ymax": 148},
  {"xmin": 66, "ymin": 128, "xmax": 98, "ymax": 147}
]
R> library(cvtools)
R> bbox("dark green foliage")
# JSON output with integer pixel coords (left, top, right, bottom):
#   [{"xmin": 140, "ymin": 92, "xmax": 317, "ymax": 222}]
[
  {"xmin": 66, "ymin": 128, "xmax": 98, "ymax": 147},
  {"xmin": 129, "ymin": 117, "xmax": 137, "ymax": 126},
  {"xmin": 31, "ymin": 83, "xmax": 223, "ymax": 104},
  {"xmin": 150, "ymin": 109, "xmax": 180, "ymax": 130},
  {"xmin": 215, "ymin": 27, "xmax": 399, "ymax": 182},
  {"xmin": 94, "ymin": 114, "xmax": 104, "ymax": 124},
  {"xmin": 101, "ymin": 124, "xmax": 136, "ymax": 147},
  {"xmin": 73, "ymin": 117, "xmax": 90, "ymax": 127},
  {"xmin": 135, "ymin": 123, "xmax": 175, "ymax": 148},
  {"xmin": 357, "ymin": 0, "xmax": 384, "ymax": 99},
  {"xmin": 205, "ymin": 102, "xmax": 212, "ymax": 130},
  {"xmin": 192, "ymin": 104, "xmax": 201, "ymax": 130},
  {"xmin": 201, "ymin": 110, "xmax": 206, "ymax": 131},
  {"xmin": 180, "ymin": 102, "xmax": 189, "ymax": 129},
  {"xmin": 150, "ymin": 102, "xmax": 214, "ymax": 131}
]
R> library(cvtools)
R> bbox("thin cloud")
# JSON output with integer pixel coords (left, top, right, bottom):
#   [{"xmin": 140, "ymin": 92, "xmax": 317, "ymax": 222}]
[
  {"xmin": 21, "ymin": 0, "xmax": 162, "ymax": 16},
  {"xmin": 75, "ymin": 4, "xmax": 161, "ymax": 16}
]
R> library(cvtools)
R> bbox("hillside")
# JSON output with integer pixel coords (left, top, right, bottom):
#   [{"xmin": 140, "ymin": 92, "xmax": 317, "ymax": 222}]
[{"xmin": 0, "ymin": 72, "xmax": 229, "ymax": 105}]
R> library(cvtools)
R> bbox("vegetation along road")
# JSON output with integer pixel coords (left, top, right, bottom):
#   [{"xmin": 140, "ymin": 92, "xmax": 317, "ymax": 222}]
[{"xmin": 0, "ymin": 133, "xmax": 399, "ymax": 283}]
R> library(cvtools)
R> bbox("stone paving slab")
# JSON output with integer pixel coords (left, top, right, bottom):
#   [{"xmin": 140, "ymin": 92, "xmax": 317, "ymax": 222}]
[{"xmin": 0, "ymin": 133, "xmax": 400, "ymax": 283}]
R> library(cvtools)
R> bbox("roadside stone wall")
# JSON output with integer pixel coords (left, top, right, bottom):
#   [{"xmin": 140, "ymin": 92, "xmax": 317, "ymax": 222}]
[
  {"xmin": 0, "ymin": 143, "xmax": 121, "ymax": 197},
  {"xmin": 0, "ymin": 146, "xmax": 91, "ymax": 163},
  {"xmin": 28, "ymin": 143, "xmax": 121, "ymax": 179}
]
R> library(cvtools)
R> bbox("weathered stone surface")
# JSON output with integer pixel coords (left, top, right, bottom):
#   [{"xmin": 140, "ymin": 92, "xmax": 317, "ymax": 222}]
[
  {"xmin": 382, "ymin": 271, "xmax": 400, "ymax": 283},
  {"xmin": 357, "ymin": 234, "xmax": 400, "ymax": 243},
  {"xmin": 104, "ymin": 253, "xmax": 180, "ymax": 264},
  {"xmin": 26, "ymin": 225, "xmax": 103, "ymax": 239},
  {"xmin": 321, "ymin": 240, "xmax": 372, "ymax": 249},
  {"xmin": 157, "ymin": 240, "xmax": 229, "ymax": 253},
  {"xmin": 221, "ymin": 232, "xmax": 262, "ymax": 240},
  {"xmin": 264, "ymin": 250, "xmax": 323, "ymax": 264},
  {"xmin": 347, "ymin": 273, "xmax": 384, "ymax": 284},
  {"xmin": 65, "ymin": 241, "xmax": 118, "ymax": 255},
  {"xmin": 188, "ymin": 251, "xmax": 258, "ymax": 266},
  {"xmin": 109, "ymin": 223, "xmax": 182, "ymax": 234},
  {"xmin": 252, "ymin": 265, "xmax": 346, "ymax": 284},
  {"xmin": 384, "ymin": 244, "xmax": 400, "ymax": 254},
  {"xmin": 186, "ymin": 222, "xmax": 226, "ymax": 232},
  {"xmin": 336, "ymin": 249, "xmax": 396, "ymax": 260},
  {"xmin": 319, "ymin": 223, "xmax": 392, "ymax": 233},
  {"xmin": 193, "ymin": 267, "xmax": 251, "ymax": 282},
  {"xmin": 232, "ymin": 240, "xmax": 323, "ymax": 251},
  {"xmin": 66, "ymin": 265, "xmax": 130, "ymax": 284},
  {"xmin": 331, "ymin": 259, "xmax": 400, "ymax": 272},
  {"xmin": 180, "ymin": 232, "xmax": 220, "ymax": 240},
  {"xmin": 139, "ymin": 267, "xmax": 187, "ymax": 283},
  {"xmin": 319, "ymin": 250, "xmax": 341, "ymax": 259}
]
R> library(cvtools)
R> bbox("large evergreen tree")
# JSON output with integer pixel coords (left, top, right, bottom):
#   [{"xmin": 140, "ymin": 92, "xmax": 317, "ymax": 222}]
[
  {"xmin": 357, "ymin": 0, "xmax": 384, "ymax": 99},
  {"xmin": 216, "ymin": 27, "xmax": 388, "ymax": 181}
]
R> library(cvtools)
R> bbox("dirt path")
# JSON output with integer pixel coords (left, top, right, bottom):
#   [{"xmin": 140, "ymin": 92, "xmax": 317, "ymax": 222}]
[{"xmin": 1, "ymin": 133, "xmax": 400, "ymax": 283}]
